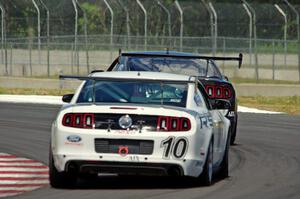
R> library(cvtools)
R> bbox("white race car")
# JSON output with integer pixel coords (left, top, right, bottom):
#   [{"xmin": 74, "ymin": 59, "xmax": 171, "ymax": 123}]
[{"xmin": 50, "ymin": 71, "xmax": 231, "ymax": 188}]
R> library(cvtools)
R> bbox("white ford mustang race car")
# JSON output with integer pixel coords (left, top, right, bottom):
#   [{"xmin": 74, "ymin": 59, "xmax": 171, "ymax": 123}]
[{"xmin": 50, "ymin": 71, "xmax": 231, "ymax": 188}]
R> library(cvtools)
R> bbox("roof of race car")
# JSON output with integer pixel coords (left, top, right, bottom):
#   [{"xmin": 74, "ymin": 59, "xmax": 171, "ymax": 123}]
[{"xmin": 90, "ymin": 71, "xmax": 196, "ymax": 82}]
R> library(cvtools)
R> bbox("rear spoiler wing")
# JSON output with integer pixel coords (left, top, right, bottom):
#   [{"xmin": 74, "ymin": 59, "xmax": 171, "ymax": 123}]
[
  {"xmin": 120, "ymin": 53, "xmax": 243, "ymax": 68},
  {"xmin": 59, "ymin": 75, "xmax": 197, "ymax": 84}
]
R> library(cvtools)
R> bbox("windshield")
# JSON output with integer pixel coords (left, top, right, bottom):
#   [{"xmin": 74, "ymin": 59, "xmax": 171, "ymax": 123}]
[
  {"xmin": 114, "ymin": 56, "xmax": 222, "ymax": 78},
  {"xmin": 77, "ymin": 80, "xmax": 188, "ymax": 108}
]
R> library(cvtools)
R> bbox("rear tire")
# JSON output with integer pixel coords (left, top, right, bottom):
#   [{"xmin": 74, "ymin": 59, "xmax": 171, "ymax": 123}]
[
  {"xmin": 199, "ymin": 139, "xmax": 213, "ymax": 186},
  {"xmin": 49, "ymin": 150, "xmax": 77, "ymax": 188},
  {"xmin": 219, "ymin": 131, "xmax": 230, "ymax": 178},
  {"xmin": 230, "ymin": 117, "xmax": 237, "ymax": 145}
]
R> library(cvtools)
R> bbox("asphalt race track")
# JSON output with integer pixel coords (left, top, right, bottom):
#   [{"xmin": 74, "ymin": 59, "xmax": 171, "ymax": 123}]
[{"xmin": 0, "ymin": 102, "xmax": 300, "ymax": 199}]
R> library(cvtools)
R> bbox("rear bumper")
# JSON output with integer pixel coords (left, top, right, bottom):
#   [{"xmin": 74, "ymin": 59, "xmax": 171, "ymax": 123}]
[
  {"xmin": 51, "ymin": 119, "xmax": 211, "ymax": 178},
  {"xmin": 65, "ymin": 160, "xmax": 184, "ymax": 176},
  {"xmin": 52, "ymin": 153, "xmax": 205, "ymax": 177}
]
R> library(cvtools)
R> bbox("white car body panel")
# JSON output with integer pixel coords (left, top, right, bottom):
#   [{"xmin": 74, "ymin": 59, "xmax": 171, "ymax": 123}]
[{"xmin": 51, "ymin": 72, "xmax": 230, "ymax": 178}]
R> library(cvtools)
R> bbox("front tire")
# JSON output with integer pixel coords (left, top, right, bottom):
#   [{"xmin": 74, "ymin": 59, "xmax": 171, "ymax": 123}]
[
  {"xmin": 49, "ymin": 150, "xmax": 77, "ymax": 188},
  {"xmin": 199, "ymin": 140, "xmax": 213, "ymax": 186}
]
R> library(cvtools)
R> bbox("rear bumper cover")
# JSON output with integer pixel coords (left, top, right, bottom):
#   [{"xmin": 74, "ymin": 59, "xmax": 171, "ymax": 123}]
[{"xmin": 65, "ymin": 160, "xmax": 184, "ymax": 176}]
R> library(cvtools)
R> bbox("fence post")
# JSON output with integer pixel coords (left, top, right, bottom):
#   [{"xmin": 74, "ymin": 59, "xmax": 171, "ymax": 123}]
[
  {"xmin": 242, "ymin": 0, "xmax": 258, "ymax": 81},
  {"xmin": 209, "ymin": 2, "xmax": 217, "ymax": 56},
  {"xmin": 84, "ymin": 11, "xmax": 89, "ymax": 73},
  {"xmin": 202, "ymin": 0, "xmax": 215, "ymax": 56},
  {"xmin": 104, "ymin": 0, "xmax": 114, "ymax": 61},
  {"xmin": 157, "ymin": 0, "xmax": 171, "ymax": 46},
  {"xmin": 29, "ymin": 39, "xmax": 32, "ymax": 77},
  {"xmin": 298, "ymin": 38, "xmax": 300, "ymax": 82},
  {"xmin": 40, "ymin": 0, "xmax": 50, "ymax": 77},
  {"xmin": 136, "ymin": 0, "xmax": 147, "ymax": 50},
  {"xmin": 0, "ymin": 4, "xmax": 7, "ymax": 75},
  {"xmin": 274, "ymin": 4, "xmax": 287, "ymax": 68},
  {"xmin": 4, "ymin": 40, "xmax": 7, "ymax": 75},
  {"xmin": 242, "ymin": 3, "xmax": 252, "ymax": 66},
  {"xmin": 118, "ymin": 0, "xmax": 130, "ymax": 49},
  {"xmin": 72, "ymin": 0, "xmax": 79, "ymax": 74},
  {"xmin": 10, "ymin": 43, "xmax": 12, "ymax": 76},
  {"xmin": 0, "ymin": 5, "xmax": 4, "ymax": 65},
  {"xmin": 175, "ymin": 0, "xmax": 183, "ymax": 51},
  {"xmin": 76, "ymin": 0, "xmax": 89, "ymax": 73},
  {"xmin": 222, "ymin": 37, "xmax": 226, "ymax": 73},
  {"xmin": 71, "ymin": 43, "xmax": 74, "ymax": 74},
  {"xmin": 272, "ymin": 40, "xmax": 275, "ymax": 80},
  {"xmin": 32, "ymin": 0, "xmax": 41, "ymax": 64}
]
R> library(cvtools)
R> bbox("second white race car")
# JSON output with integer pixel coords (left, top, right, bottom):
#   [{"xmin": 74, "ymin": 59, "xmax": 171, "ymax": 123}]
[{"xmin": 50, "ymin": 71, "xmax": 231, "ymax": 188}]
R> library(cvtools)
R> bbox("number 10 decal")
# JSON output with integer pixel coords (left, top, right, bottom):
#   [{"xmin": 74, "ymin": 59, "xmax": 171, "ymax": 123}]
[{"xmin": 160, "ymin": 136, "xmax": 188, "ymax": 159}]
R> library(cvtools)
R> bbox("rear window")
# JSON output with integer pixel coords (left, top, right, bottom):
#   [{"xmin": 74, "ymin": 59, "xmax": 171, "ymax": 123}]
[
  {"xmin": 115, "ymin": 56, "xmax": 222, "ymax": 78},
  {"xmin": 77, "ymin": 80, "xmax": 188, "ymax": 108}
]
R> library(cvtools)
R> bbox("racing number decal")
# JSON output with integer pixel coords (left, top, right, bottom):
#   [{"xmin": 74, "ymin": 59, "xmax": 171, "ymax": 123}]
[
  {"xmin": 173, "ymin": 138, "xmax": 188, "ymax": 158},
  {"xmin": 161, "ymin": 137, "xmax": 174, "ymax": 159},
  {"xmin": 161, "ymin": 136, "xmax": 188, "ymax": 159}
]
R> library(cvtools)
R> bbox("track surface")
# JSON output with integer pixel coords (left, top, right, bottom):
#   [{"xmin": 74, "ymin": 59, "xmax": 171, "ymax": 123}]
[{"xmin": 0, "ymin": 103, "xmax": 299, "ymax": 199}]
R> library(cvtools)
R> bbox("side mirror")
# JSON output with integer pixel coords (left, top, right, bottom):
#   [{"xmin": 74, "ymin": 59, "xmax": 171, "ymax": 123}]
[
  {"xmin": 211, "ymin": 99, "xmax": 231, "ymax": 110},
  {"xmin": 62, "ymin": 94, "xmax": 74, "ymax": 103},
  {"xmin": 224, "ymin": 75, "xmax": 229, "ymax": 81}
]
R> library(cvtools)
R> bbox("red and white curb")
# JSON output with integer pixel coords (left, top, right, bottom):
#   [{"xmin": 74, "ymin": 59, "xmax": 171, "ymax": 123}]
[{"xmin": 0, "ymin": 153, "xmax": 49, "ymax": 198}]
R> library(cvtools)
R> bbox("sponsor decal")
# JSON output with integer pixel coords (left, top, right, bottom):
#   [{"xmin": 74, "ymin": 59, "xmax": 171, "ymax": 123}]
[
  {"xmin": 227, "ymin": 111, "xmax": 235, "ymax": 117},
  {"xmin": 194, "ymin": 94, "xmax": 203, "ymax": 107},
  {"xmin": 66, "ymin": 135, "xmax": 82, "ymax": 142},
  {"xmin": 65, "ymin": 135, "xmax": 83, "ymax": 146},
  {"xmin": 129, "ymin": 155, "xmax": 140, "ymax": 162},
  {"xmin": 199, "ymin": 115, "xmax": 213, "ymax": 128},
  {"xmin": 115, "ymin": 130, "xmax": 137, "ymax": 135}
]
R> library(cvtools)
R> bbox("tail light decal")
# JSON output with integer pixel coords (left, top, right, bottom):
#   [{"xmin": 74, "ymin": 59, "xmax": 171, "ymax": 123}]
[
  {"xmin": 223, "ymin": 87, "xmax": 232, "ymax": 98},
  {"xmin": 181, "ymin": 118, "xmax": 191, "ymax": 131},
  {"xmin": 215, "ymin": 86, "xmax": 223, "ymax": 98},
  {"xmin": 157, "ymin": 116, "xmax": 191, "ymax": 132},
  {"xmin": 62, "ymin": 113, "xmax": 73, "ymax": 126},
  {"xmin": 73, "ymin": 114, "xmax": 83, "ymax": 128},
  {"xmin": 205, "ymin": 85, "xmax": 232, "ymax": 99},
  {"xmin": 62, "ymin": 113, "xmax": 95, "ymax": 129},
  {"xmin": 84, "ymin": 114, "xmax": 94, "ymax": 128},
  {"xmin": 206, "ymin": 86, "xmax": 215, "ymax": 98},
  {"xmin": 63, "ymin": 113, "xmax": 191, "ymax": 131}
]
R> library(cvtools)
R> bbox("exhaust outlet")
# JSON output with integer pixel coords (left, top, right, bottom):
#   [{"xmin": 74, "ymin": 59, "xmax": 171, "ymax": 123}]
[
  {"xmin": 167, "ymin": 167, "xmax": 181, "ymax": 176},
  {"xmin": 67, "ymin": 162, "xmax": 78, "ymax": 173}
]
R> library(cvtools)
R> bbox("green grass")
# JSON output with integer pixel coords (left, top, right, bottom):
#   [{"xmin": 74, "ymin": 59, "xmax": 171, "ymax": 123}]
[
  {"xmin": 223, "ymin": 64, "xmax": 298, "ymax": 70},
  {"xmin": 230, "ymin": 77, "xmax": 300, "ymax": 84},
  {"xmin": 1, "ymin": 87, "xmax": 299, "ymax": 115},
  {"xmin": 257, "ymin": 43, "xmax": 298, "ymax": 54},
  {"xmin": 0, "ymin": 87, "xmax": 73, "ymax": 96},
  {"xmin": 238, "ymin": 96, "xmax": 300, "ymax": 115}
]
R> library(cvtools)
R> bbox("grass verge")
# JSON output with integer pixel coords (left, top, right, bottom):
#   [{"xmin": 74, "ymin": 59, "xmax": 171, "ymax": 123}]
[
  {"xmin": 238, "ymin": 96, "xmax": 300, "ymax": 115},
  {"xmin": 0, "ymin": 87, "xmax": 73, "ymax": 96},
  {"xmin": 231, "ymin": 77, "xmax": 299, "ymax": 85},
  {"xmin": 1, "ymin": 87, "xmax": 300, "ymax": 115}
]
